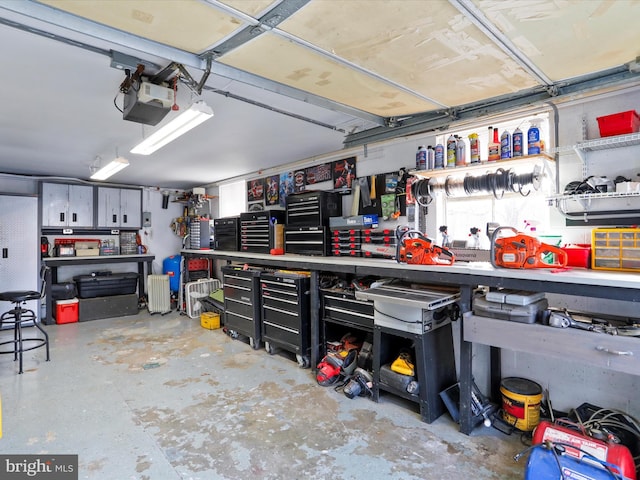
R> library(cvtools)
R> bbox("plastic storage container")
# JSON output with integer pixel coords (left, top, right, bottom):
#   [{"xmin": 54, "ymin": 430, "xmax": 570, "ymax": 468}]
[
  {"xmin": 591, "ymin": 227, "xmax": 640, "ymax": 271},
  {"xmin": 200, "ymin": 312, "xmax": 220, "ymax": 330},
  {"xmin": 472, "ymin": 296, "xmax": 548, "ymax": 324},
  {"xmin": 596, "ymin": 110, "xmax": 640, "ymax": 137},
  {"xmin": 561, "ymin": 244, "xmax": 591, "ymax": 268},
  {"xmin": 73, "ymin": 272, "xmax": 139, "ymax": 298}
]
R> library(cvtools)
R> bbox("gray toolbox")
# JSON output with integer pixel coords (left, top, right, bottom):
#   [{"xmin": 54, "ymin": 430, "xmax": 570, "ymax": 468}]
[{"xmin": 472, "ymin": 292, "xmax": 548, "ymax": 324}]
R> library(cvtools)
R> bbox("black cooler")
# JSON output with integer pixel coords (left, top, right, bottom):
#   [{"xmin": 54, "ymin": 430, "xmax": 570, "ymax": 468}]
[{"xmin": 73, "ymin": 272, "xmax": 139, "ymax": 299}]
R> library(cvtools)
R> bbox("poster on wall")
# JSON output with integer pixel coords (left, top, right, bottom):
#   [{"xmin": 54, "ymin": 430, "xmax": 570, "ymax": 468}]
[
  {"xmin": 279, "ymin": 171, "xmax": 295, "ymax": 207},
  {"xmin": 265, "ymin": 175, "xmax": 279, "ymax": 206},
  {"xmin": 332, "ymin": 157, "xmax": 356, "ymax": 194},
  {"xmin": 293, "ymin": 169, "xmax": 306, "ymax": 192},
  {"xmin": 305, "ymin": 163, "xmax": 332, "ymax": 185},
  {"xmin": 247, "ymin": 178, "xmax": 264, "ymax": 202}
]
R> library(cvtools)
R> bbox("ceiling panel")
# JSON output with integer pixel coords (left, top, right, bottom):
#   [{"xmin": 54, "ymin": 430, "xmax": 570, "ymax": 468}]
[
  {"xmin": 38, "ymin": 0, "xmax": 243, "ymax": 53},
  {"xmin": 277, "ymin": 0, "xmax": 538, "ymax": 108},
  {"xmin": 218, "ymin": 32, "xmax": 440, "ymax": 117},
  {"xmin": 473, "ymin": 0, "xmax": 640, "ymax": 81},
  {"xmin": 219, "ymin": 0, "xmax": 280, "ymax": 18}
]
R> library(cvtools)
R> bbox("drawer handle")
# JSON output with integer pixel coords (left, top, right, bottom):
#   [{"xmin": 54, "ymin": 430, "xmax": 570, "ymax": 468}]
[{"xmin": 596, "ymin": 346, "xmax": 633, "ymax": 356}]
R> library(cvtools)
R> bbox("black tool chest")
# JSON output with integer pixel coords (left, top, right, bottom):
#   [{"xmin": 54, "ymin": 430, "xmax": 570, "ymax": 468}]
[
  {"xmin": 321, "ymin": 288, "xmax": 374, "ymax": 331},
  {"xmin": 285, "ymin": 190, "xmax": 342, "ymax": 227},
  {"xmin": 240, "ymin": 210, "xmax": 285, "ymax": 253},
  {"xmin": 213, "ymin": 217, "xmax": 240, "ymax": 251},
  {"xmin": 222, "ymin": 265, "xmax": 262, "ymax": 349},
  {"xmin": 284, "ymin": 226, "xmax": 329, "ymax": 256},
  {"xmin": 260, "ymin": 272, "xmax": 311, "ymax": 367}
]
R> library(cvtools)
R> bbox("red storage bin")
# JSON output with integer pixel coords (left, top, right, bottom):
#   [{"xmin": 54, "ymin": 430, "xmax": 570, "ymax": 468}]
[
  {"xmin": 561, "ymin": 244, "xmax": 591, "ymax": 268},
  {"xmin": 596, "ymin": 110, "xmax": 640, "ymax": 137},
  {"xmin": 55, "ymin": 298, "xmax": 79, "ymax": 324}
]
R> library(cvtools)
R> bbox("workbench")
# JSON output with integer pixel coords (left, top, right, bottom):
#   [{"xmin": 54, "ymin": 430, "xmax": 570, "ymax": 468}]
[
  {"xmin": 43, "ymin": 254, "xmax": 155, "ymax": 325},
  {"xmin": 182, "ymin": 249, "xmax": 640, "ymax": 434}
]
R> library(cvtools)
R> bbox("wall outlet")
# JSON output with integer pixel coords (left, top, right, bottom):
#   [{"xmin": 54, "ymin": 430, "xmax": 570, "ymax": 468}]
[{"xmin": 143, "ymin": 211, "xmax": 152, "ymax": 227}]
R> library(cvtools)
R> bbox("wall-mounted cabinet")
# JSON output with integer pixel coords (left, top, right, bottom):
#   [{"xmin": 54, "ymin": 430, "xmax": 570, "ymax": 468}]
[
  {"xmin": 96, "ymin": 187, "xmax": 142, "ymax": 229},
  {"xmin": 41, "ymin": 182, "xmax": 94, "ymax": 228}
]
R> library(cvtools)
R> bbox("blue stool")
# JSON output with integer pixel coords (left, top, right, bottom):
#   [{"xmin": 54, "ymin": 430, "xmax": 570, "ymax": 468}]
[{"xmin": 0, "ymin": 290, "xmax": 50, "ymax": 374}]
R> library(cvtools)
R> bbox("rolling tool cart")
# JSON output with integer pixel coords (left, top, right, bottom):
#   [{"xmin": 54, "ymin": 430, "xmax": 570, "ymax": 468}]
[
  {"xmin": 222, "ymin": 265, "xmax": 262, "ymax": 349},
  {"xmin": 260, "ymin": 271, "xmax": 311, "ymax": 367},
  {"xmin": 356, "ymin": 284, "xmax": 459, "ymax": 423}
]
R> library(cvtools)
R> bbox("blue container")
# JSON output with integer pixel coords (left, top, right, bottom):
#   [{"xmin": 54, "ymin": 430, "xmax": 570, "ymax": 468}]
[{"xmin": 162, "ymin": 255, "xmax": 182, "ymax": 292}]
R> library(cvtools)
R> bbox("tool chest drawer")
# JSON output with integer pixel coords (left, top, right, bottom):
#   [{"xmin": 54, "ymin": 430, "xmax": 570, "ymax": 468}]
[
  {"xmin": 284, "ymin": 226, "xmax": 329, "ymax": 256},
  {"xmin": 464, "ymin": 314, "xmax": 640, "ymax": 376},
  {"xmin": 321, "ymin": 288, "xmax": 374, "ymax": 330},
  {"xmin": 214, "ymin": 217, "xmax": 240, "ymax": 251},
  {"xmin": 260, "ymin": 272, "xmax": 310, "ymax": 362},
  {"xmin": 285, "ymin": 191, "xmax": 342, "ymax": 227},
  {"xmin": 222, "ymin": 266, "xmax": 263, "ymax": 348},
  {"xmin": 240, "ymin": 210, "xmax": 285, "ymax": 253}
]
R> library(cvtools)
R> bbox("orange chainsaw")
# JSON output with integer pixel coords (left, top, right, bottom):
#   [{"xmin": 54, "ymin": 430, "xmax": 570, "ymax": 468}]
[
  {"xmin": 397, "ymin": 228, "xmax": 455, "ymax": 266},
  {"xmin": 491, "ymin": 226, "xmax": 568, "ymax": 269}
]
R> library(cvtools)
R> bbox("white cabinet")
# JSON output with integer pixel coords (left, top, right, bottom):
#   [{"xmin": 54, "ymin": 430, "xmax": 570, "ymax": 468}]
[
  {"xmin": 97, "ymin": 187, "xmax": 142, "ymax": 229},
  {"xmin": 41, "ymin": 182, "xmax": 94, "ymax": 228},
  {"xmin": 0, "ymin": 195, "xmax": 39, "ymax": 314}
]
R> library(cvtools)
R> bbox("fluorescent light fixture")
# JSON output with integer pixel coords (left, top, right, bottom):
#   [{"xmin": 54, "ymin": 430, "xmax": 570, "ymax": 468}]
[
  {"xmin": 130, "ymin": 100, "xmax": 214, "ymax": 155},
  {"xmin": 90, "ymin": 157, "xmax": 129, "ymax": 180}
]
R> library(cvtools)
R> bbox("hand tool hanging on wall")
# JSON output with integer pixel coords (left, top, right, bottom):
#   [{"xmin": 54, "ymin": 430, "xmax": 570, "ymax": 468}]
[{"xmin": 491, "ymin": 226, "xmax": 568, "ymax": 269}]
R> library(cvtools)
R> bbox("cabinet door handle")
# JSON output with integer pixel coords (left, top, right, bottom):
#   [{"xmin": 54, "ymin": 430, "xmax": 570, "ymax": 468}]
[
  {"xmin": 112, "ymin": 214, "xmax": 117, "ymax": 223},
  {"xmin": 123, "ymin": 214, "xmax": 127, "ymax": 224},
  {"xmin": 72, "ymin": 213, "xmax": 77, "ymax": 223},
  {"xmin": 60, "ymin": 212, "xmax": 65, "ymax": 222},
  {"xmin": 596, "ymin": 345, "xmax": 633, "ymax": 356},
  {"xmin": 2, "ymin": 248, "xmax": 7, "ymax": 258}
]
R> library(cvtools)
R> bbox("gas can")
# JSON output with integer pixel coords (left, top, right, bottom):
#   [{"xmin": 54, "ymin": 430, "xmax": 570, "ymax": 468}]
[
  {"xmin": 512, "ymin": 127, "xmax": 524, "ymax": 157},
  {"xmin": 500, "ymin": 130, "xmax": 511, "ymax": 159},
  {"xmin": 528, "ymin": 120, "xmax": 541, "ymax": 155},
  {"xmin": 446, "ymin": 134, "xmax": 456, "ymax": 167},
  {"xmin": 468, "ymin": 133, "xmax": 480, "ymax": 163},
  {"xmin": 434, "ymin": 144, "xmax": 445, "ymax": 169},
  {"xmin": 416, "ymin": 145, "xmax": 427, "ymax": 170}
]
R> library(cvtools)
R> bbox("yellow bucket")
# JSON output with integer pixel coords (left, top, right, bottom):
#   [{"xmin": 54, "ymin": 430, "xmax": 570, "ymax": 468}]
[
  {"xmin": 200, "ymin": 312, "xmax": 220, "ymax": 330},
  {"xmin": 500, "ymin": 377, "xmax": 543, "ymax": 431}
]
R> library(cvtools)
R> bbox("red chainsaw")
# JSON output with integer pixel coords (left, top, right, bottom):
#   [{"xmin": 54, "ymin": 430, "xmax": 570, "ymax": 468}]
[
  {"xmin": 396, "ymin": 228, "xmax": 455, "ymax": 266},
  {"xmin": 491, "ymin": 226, "xmax": 568, "ymax": 269}
]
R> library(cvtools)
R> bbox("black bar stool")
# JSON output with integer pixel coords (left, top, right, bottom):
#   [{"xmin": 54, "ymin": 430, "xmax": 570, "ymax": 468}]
[{"xmin": 0, "ymin": 268, "xmax": 50, "ymax": 374}]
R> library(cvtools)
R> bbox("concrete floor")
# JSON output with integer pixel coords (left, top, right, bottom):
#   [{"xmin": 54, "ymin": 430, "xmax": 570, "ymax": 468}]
[{"xmin": 0, "ymin": 311, "xmax": 527, "ymax": 479}]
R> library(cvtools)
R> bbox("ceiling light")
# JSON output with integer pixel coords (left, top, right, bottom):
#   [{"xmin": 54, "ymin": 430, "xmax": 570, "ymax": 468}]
[
  {"xmin": 130, "ymin": 101, "xmax": 214, "ymax": 155},
  {"xmin": 90, "ymin": 157, "xmax": 129, "ymax": 180}
]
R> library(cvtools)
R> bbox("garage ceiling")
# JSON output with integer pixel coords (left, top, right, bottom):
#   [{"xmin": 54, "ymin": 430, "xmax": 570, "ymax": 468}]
[{"xmin": 0, "ymin": 0, "xmax": 639, "ymax": 189}]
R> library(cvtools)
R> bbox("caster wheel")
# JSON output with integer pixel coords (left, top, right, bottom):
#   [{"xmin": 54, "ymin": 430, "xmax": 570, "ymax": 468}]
[
  {"xmin": 249, "ymin": 337, "xmax": 260, "ymax": 350},
  {"xmin": 265, "ymin": 342, "xmax": 276, "ymax": 355},
  {"xmin": 296, "ymin": 354, "xmax": 310, "ymax": 368}
]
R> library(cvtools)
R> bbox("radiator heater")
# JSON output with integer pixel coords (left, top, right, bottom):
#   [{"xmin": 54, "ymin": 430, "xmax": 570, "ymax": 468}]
[{"xmin": 147, "ymin": 275, "xmax": 171, "ymax": 315}]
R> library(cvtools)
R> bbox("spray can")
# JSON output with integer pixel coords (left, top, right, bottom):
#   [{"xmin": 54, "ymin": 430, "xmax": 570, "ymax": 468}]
[
  {"xmin": 446, "ymin": 134, "xmax": 457, "ymax": 167},
  {"xmin": 416, "ymin": 145, "xmax": 427, "ymax": 170},
  {"xmin": 468, "ymin": 133, "xmax": 480, "ymax": 163},
  {"xmin": 455, "ymin": 136, "xmax": 466, "ymax": 166},
  {"xmin": 434, "ymin": 144, "xmax": 445, "ymax": 169},
  {"xmin": 512, "ymin": 127, "xmax": 524, "ymax": 157},
  {"xmin": 427, "ymin": 145, "xmax": 435, "ymax": 170},
  {"xmin": 527, "ymin": 120, "xmax": 541, "ymax": 155},
  {"xmin": 500, "ymin": 129, "xmax": 511, "ymax": 159}
]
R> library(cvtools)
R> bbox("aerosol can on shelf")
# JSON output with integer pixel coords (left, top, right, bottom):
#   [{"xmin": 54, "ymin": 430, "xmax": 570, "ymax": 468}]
[
  {"xmin": 434, "ymin": 144, "xmax": 445, "ymax": 169},
  {"xmin": 416, "ymin": 145, "xmax": 427, "ymax": 170},
  {"xmin": 455, "ymin": 135, "xmax": 466, "ymax": 166},
  {"xmin": 446, "ymin": 134, "xmax": 457, "ymax": 167},
  {"xmin": 427, "ymin": 145, "xmax": 435, "ymax": 170},
  {"xmin": 468, "ymin": 133, "xmax": 480, "ymax": 163},
  {"xmin": 512, "ymin": 127, "xmax": 524, "ymax": 157},
  {"xmin": 528, "ymin": 120, "xmax": 541, "ymax": 155},
  {"xmin": 500, "ymin": 129, "xmax": 511, "ymax": 159}
]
